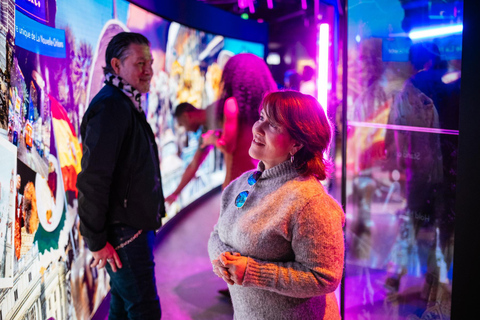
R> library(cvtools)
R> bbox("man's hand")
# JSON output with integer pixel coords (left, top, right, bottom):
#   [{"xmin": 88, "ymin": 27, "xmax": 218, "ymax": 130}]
[
  {"xmin": 91, "ymin": 242, "xmax": 122, "ymax": 272},
  {"xmin": 165, "ymin": 193, "xmax": 178, "ymax": 205},
  {"xmin": 200, "ymin": 130, "xmax": 221, "ymax": 149}
]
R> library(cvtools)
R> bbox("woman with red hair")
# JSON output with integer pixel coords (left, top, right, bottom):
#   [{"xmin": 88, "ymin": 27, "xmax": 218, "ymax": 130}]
[{"xmin": 208, "ymin": 91, "xmax": 345, "ymax": 319}]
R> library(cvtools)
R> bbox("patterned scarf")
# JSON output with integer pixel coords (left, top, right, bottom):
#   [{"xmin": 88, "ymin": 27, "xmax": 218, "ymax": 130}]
[{"xmin": 104, "ymin": 73, "xmax": 143, "ymax": 113}]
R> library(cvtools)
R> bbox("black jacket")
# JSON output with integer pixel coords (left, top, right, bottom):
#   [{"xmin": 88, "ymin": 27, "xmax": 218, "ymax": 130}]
[{"xmin": 77, "ymin": 84, "xmax": 165, "ymax": 251}]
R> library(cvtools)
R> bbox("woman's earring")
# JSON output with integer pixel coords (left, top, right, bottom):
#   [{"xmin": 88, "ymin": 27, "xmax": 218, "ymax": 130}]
[{"xmin": 290, "ymin": 153, "xmax": 294, "ymax": 164}]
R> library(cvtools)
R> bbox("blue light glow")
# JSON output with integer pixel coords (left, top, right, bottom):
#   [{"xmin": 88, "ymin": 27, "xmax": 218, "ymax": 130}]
[{"xmin": 409, "ymin": 24, "xmax": 463, "ymax": 40}]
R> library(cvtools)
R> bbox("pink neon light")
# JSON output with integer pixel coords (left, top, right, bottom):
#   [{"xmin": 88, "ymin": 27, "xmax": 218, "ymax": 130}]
[
  {"xmin": 348, "ymin": 121, "xmax": 459, "ymax": 135},
  {"xmin": 267, "ymin": 0, "xmax": 273, "ymax": 9},
  {"xmin": 301, "ymin": 0, "xmax": 307, "ymax": 10},
  {"xmin": 317, "ymin": 23, "xmax": 329, "ymax": 113},
  {"xmin": 238, "ymin": 0, "xmax": 247, "ymax": 9},
  {"xmin": 248, "ymin": 0, "xmax": 255, "ymax": 13}
]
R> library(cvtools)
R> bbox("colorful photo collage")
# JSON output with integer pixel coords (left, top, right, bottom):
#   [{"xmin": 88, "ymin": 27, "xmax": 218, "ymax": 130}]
[{"xmin": 0, "ymin": 0, "xmax": 265, "ymax": 319}]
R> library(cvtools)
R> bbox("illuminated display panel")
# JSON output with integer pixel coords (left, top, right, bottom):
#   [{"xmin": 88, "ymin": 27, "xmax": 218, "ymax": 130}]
[
  {"xmin": 0, "ymin": 1, "xmax": 265, "ymax": 319},
  {"xmin": 342, "ymin": 0, "xmax": 462, "ymax": 319}
]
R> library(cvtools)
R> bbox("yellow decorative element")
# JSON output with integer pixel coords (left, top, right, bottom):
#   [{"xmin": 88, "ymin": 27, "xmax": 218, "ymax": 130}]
[{"xmin": 52, "ymin": 118, "xmax": 83, "ymax": 173}]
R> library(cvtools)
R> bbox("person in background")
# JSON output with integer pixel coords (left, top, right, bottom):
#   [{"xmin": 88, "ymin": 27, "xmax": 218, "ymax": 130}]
[
  {"xmin": 384, "ymin": 42, "xmax": 444, "ymax": 302},
  {"xmin": 299, "ymin": 65, "xmax": 316, "ymax": 97},
  {"xmin": 165, "ymin": 101, "xmax": 221, "ymax": 205},
  {"xmin": 408, "ymin": 42, "xmax": 458, "ymax": 280},
  {"xmin": 284, "ymin": 69, "xmax": 301, "ymax": 91},
  {"xmin": 208, "ymin": 91, "xmax": 345, "ymax": 319},
  {"xmin": 77, "ymin": 32, "xmax": 165, "ymax": 320},
  {"xmin": 202, "ymin": 53, "xmax": 277, "ymax": 189}
]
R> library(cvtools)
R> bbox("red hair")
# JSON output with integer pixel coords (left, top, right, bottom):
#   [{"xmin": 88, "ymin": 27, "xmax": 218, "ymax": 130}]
[{"xmin": 261, "ymin": 91, "xmax": 333, "ymax": 180}]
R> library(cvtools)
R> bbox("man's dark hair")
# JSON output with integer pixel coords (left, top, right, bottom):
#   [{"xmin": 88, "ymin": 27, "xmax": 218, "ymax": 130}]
[
  {"xmin": 104, "ymin": 32, "xmax": 150, "ymax": 75},
  {"xmin": 174, "ymin": 102, "xmax": 197, "ymax": 118}
]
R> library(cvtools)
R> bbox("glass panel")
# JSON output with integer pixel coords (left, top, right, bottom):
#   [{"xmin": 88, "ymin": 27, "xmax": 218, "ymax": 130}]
[{"xmin": 344, "ymin": 1, "xmax": 462, "ymax": 319}]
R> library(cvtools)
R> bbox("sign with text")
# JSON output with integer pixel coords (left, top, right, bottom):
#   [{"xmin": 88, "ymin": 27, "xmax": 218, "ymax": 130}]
[
  {"xmin": 434, "ymin": 35, "xmax": 462, "ymax": 61},
  {"xmin": 15, "ymin": 10, "xmax": 66, "ymax": 58},
  {"xmin": 382, "ymin": 37, "xmax": 412, "ymax": 62},
  {"xmin": 15, "ymin": 0, "xmax": 47, "ymax": 23}
]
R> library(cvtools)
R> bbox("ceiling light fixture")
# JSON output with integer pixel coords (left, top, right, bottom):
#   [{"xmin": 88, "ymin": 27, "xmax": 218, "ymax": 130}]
[
  {"xmin": 247, "ymin": 0, "xmax": 255, "ymax": 13},
  {"xmin": 238, "ymin": 0, "xmax": 247, "ymax": 9}
]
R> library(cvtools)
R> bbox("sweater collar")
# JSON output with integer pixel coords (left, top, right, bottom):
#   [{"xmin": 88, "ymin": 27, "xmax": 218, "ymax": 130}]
[{"xmin": 257, "ymin": 160, "xmax": 298, "ymax": 181}]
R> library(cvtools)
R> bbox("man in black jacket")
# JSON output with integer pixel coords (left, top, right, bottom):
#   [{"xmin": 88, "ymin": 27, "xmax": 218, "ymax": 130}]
[{"xmin": 77, "ymin": 32, "xmax": 165, "ymax": 319}]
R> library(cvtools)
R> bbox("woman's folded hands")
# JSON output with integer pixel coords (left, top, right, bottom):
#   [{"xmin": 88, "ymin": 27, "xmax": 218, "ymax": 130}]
[{"xmin": 212, "ymin": 251, "xmax": 248, "ymax": 285}]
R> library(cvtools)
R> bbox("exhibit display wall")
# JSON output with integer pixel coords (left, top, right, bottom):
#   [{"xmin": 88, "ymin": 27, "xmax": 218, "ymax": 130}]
[{"xmin": 0, "ymin": 0, "xmax": 265, "ymax": 319}]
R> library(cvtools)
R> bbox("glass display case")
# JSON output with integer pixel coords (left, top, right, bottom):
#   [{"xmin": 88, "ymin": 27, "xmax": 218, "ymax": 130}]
[{"xmin": 342, "ymin": 0, "xmax": 462, "ymax": 318}]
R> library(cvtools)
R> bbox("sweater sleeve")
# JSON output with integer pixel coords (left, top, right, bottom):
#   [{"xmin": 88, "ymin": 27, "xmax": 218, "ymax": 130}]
[
  {"xmin": 77, "ymin": 97, "xmax": 130, "ymax": 251},
  {"xmin": 242, "ymin": 194, "xmax": 345, "ymax": 298}
]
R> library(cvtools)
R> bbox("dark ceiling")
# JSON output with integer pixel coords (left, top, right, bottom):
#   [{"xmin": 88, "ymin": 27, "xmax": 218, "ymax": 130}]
[
  {"xmin": 195, "ymin": 0, "xmax": 320, "ymax": 52},
  {"xmin": 195, "ymin": 0, "xmax": 337, "ymax": 83},
  {"xmin": 195, "ymin": 0, "xmax": 317, "ymax": 25}
]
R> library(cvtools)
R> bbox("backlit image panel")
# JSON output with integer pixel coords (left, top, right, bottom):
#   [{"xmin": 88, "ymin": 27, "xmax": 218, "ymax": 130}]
[
  {"xmin": 0, "ymin": 137, "xmax": 16, "ymax": 288},
  {"xmin": 343, "ymin": 1, "xmax": 462, "ymax": 319},
  {"xmin": 0, "ymin": 1, "xmax": 267, "ymax": 319},
  {"xmin": 161, "ymin": 20, "xmax": 264, "ymax": 215},
  {"xmin": 0, "ymin": 0, "xmax": 15, "ymax": 133}
]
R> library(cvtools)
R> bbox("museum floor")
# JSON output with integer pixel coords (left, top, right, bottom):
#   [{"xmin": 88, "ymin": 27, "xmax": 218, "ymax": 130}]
[{"xmin": 94, "ymin": 187, "xmax": 449, "ymax": 320}]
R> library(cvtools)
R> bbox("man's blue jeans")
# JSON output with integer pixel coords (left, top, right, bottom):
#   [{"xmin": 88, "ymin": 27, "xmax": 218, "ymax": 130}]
[{"xmin": 106, "ymin": 224, "xmax": 161, "ymax": 320}]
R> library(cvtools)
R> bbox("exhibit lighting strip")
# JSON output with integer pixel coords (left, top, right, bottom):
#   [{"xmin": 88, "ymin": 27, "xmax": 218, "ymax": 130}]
[
  {"xmin": 248, "ymin": 0, "xmax": 255, "ymax": 13},
  {"xmin": 267, "ymin": 0, "xmax": 273, "ymax": 9},
  {"xmin": 348, "ymin": 121, "xmax": 460, "ymax": 136},
  {"xmin": 409, "ymin": 24, "xmax": 463, "ymax": 40},
  {"xmin": 317, "ymin": 23, "xmax": 329, "ymax": 113}
]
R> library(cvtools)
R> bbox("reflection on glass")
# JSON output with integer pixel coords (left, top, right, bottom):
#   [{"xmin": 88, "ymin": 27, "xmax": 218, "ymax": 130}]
[{"xmin": 344, "ymin": 0, "xmax": 461, "ymax": 319}]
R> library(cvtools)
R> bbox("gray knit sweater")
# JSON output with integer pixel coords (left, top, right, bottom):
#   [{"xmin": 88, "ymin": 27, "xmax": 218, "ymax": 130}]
[{"xmin": 208, "ymin": 160, "xmax": 345, "ymax": 320}]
